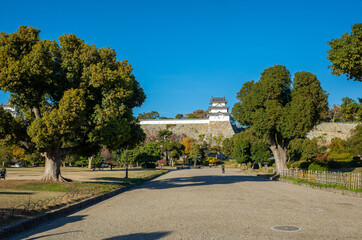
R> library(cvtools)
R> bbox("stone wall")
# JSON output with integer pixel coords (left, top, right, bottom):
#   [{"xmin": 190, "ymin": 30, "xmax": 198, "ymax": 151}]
[
  {"xmin": 306, "ymin": 122, "xmax": 360, "ymax": 144},
  {"xmin": 141, "ymin": 121, "xmax": 359, "ymax": 146},
  {"xmin": 140, "ymin": 121, "xmax": 235, "ymax": 145}
]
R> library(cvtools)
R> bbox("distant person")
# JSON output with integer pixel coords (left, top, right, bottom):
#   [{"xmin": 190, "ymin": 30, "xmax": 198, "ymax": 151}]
[
  {"xmin": 221, "ymin": 164, "xmax": 225, "ymax": 174},
  {"xmin": 101, "ymin": 163, "xmax": 105, "ymax": 170},
  {"xmin": 0, "ymin": 167, "xmax": 7, "ymax": 180},
  {"xmin": 110, "ymin": 163, "xmax": 113, "ymax": 170}
]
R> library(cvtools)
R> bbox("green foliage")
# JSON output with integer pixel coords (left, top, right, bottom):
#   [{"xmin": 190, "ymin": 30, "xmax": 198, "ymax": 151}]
[
  {"xmin": 327, "ymin": 158, "xmax": 362, "ymax": 169},
  {"xmin": 327, "ymin": 23, "xmax": 362, "ymax": 81},
  {"xmin": 137, "ymin": 111, "xmax": 160, "ymax": 120},
  {"xmin": 222, "ymin": 138, "xmax": 233, "ymax": 157},
  {"xmin": 327, "ymin": 126, "xmax": 361, "ymax": 163},
  {"xmin": 291, "ymin": 160, "xmax": 311, "ymax": 169},
  {"xmin": 120, "ymin": 149, "xmax": 137, "ymax": 164},
  {"xmin": 158, "ymin": 129, "xmax": 172, "ymax": 141},
  {"xmin": 233, "ymin": 140, "xmax": 250, "ymax": 164},
  {"xmin": 340, "ymin": 97, "xmax": 361, "ymax": 122},
  {"xmin": 288, "ymin": 138, "xmax": 318, "ymax": 161},
  {"xmin": 0, "ymin": 26, "xmax": 146, "ymax": 164},
  {"xmin": 308, "ymin": 162, "xmax": 329, "ymax": 171},
  {"xmin": 250, "ymin": 140, "xmax": 272, "ymax": 164},
  {"xmin": 25, "ymin": 152, "xmax": 44, "ymax": 166},
  {"xmin": 347, "ymin": 124, "xmax": 362, "ymax": 156},
  {"xmin": 232, "ymin": 65, "xmax": 328, "ymax": 172},
  {"xmin": 93, "ymin": 153, "xmax": 104, "ymax": 166},
  {"xmin": 329, "ymin": 138, "xmax": 348, "ymax": 154},
  {"xmin": 328, "ymin": 152, "xmax": 354, "ymax": 162},
  {"xmin": 175, "ymin": 114, "xmax": 183, "ymax": 119},
  {"xmin": 164, "ymin": 141, "xmax": 184, "ymax": 160},
  {"xmin": 74, "ymin": 156, "xmax": 88, "ymax": 167},
  {"xmin": 189, "ymin": 144, "xmax": 202, "ymax": 160},
  {"xmin": 0, "ymin": 144, "xmax": 13, "ymax": 166},
  {"xmin": 135, "ymin": 142, "xmax": 160, "ymax": 164},
  {"xmin": 185, "ymin": 110, "xmax": 207, "ymax": 119}
]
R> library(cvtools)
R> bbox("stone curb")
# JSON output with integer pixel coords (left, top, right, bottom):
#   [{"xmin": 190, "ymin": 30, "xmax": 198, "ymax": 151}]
[
  {"xmin": 0, "ymin": 171, "xmax": 168, "ymax": 239},
  {"xmin": 279, "ymin": 178, "xmax": 361, "ymax": 198}
]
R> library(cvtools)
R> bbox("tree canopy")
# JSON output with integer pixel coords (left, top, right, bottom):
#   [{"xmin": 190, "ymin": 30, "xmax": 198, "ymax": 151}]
[
  {"xmin": 232, "ymin": 65, "xmax": 328, "ymax": 173},
  {"xmin": 0, "ymin": 26, "xmax": 146, "ymax": 181},
  {"xmin": 340, "ymin": 97, "xmax": 362, "ymax": 122},
  {"xmin": 185, "ymin": 109, "xmax": 207, "ymax": 119},
  {"xmin": 137, "ymin": 111, "xmax": 160, "ymax": 120},
  {"xmin": 327, "ymin": 23, "xmax": 362, "ymax": 81}
]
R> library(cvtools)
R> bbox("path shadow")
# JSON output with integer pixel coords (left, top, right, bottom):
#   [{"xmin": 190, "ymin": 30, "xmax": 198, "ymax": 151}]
[
  {"xmin": 9, "ymin": 215, "xmax": 87, "ymax": 240},
  {"xmin": 24, "ymin": 230, "xmax": 83, "ymax": 240},
  {"xmin": 138, "ymin": 174, "xmax": 269, "ymax": 190},
  {"xmin": 104, "ymin": 231, "xmax": 172, "ymax": 240}
]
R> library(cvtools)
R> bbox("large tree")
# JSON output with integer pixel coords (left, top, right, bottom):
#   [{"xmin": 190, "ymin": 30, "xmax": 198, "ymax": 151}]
[
  {"xmin": 232, "ymin": 65, "xmax": 328, "ymax": 173},
  {"xmin": 327, "ymin": 23, "xmax": 362, "ymax": 82},
  {"xmin": 0, "ymin": 26, "xmax": 146, "ymax": 181}
]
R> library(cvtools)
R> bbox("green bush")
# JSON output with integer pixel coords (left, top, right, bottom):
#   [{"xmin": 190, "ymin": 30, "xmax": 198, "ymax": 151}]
[
  {"xmin": 328, "ymin": 157, "xmax": 362, "ymax": 169},
  {"xmin": 328, "ymin": 152, "xmax": 354, "ymax": 161},
  {"xmin": 142, "ymin": 162, "xmax": 156, "ymax": 168},
  {"xmin": 291, "ymin": 160, "xmax": 311, "ymax": 169},
  {"xmin": 308, "ymin": 162, "xmax": 328, "ymax": 171}
]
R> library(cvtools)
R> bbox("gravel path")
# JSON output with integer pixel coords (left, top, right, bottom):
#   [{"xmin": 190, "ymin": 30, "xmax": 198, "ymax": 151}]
[{"xmin": 8, "ymin": 168, "xmax": 362, "ymax": 240}]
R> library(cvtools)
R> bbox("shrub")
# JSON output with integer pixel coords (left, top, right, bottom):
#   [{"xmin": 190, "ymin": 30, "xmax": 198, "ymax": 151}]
[
  {"xmin": 308, "ymin": 162, "xmax": 328, "ymax": 171},
  {"xmin": 291, "ymin": 161, "xmax": 311, "ymax": 169},
  {"xmin": 327, "ymin": 161, "xmax": 344, "ymax": 169},
  {"xmin": 328, "ymin": 152, "xmax": 354, "ymax": 161},
  {"xmin": 328, "ymin": 157, "xmax": 362, "ymax": 169},
  {"xmin": 142, "ymin": 162, "xmax": 156, "ymax": 168}
]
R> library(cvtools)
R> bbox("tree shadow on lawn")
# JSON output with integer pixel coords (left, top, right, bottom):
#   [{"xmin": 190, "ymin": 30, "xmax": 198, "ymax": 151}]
[
  {"xmin": 10, "ymin": 215, "xmax": 87, "ymax": 240},
  {"xmin": 0, "ymin": 192, "xmax": 34, "ymax": 195},
  {"xmin": 138, "ymin": 174, "xmax": 270, "ymax": 190},
  {"xmin": 88, "ymin": 177, "xmax": 134, "ymax": 184},
  {"xmin": 104, "ymin": 231, "xmax": 172, "ymax": 240}
]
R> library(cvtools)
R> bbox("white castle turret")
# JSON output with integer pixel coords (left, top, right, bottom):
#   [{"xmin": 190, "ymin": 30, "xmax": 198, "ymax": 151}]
[
  {"xmin": 139, "ymin": 96, "xmax": 236, "ymax": 144},
  {"xmin": 207, "ymin": 97, "xmax": 231, "ymax": 121}
]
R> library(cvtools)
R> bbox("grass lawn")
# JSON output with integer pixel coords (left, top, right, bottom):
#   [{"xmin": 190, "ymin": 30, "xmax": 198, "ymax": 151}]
[{"xmin": 0, "ymin": 167, "xmax": 167, "ymax": 227}]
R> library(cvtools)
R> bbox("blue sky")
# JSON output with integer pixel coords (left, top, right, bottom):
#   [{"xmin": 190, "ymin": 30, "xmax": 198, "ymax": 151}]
[{"xmin": 0, "ymin": 0, "xmax": 361, "ymax": 118}]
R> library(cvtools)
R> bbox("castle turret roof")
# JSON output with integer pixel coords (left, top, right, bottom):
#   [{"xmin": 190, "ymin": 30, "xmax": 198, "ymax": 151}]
[{"xmin": 210, "ymin": 97, "xmax": 227, "ymax": 104}]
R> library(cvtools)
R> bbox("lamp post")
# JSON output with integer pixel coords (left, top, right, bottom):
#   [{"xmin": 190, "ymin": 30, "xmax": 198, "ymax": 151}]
[
  {"xmin": 125, "ymin": 148, "xmax": 128, "ymax": 179},
  {"xmin": 159, "ymin": 144, "xmax": 163, "ymax": 169}
]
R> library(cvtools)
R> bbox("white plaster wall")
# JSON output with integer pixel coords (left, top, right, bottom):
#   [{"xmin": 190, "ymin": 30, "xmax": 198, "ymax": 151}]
[
  {"xmin": 209, "ymin": 115, "xmax": 230, "ymax": 121},
  {"xmin": 210, "ymin": 109, "xmax": 228, "ymax": 113}
]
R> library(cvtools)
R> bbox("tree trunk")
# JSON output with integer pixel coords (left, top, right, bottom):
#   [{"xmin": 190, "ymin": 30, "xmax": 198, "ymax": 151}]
[
  {"xmin": 269, "ymin": 134, "xmax": 288, "ymax": 174},
  {"xmin": 269, "ymin": 144, "xmax": 288, "ymax": 174},
  {"xmin": 194, "ymin": 159, "xmax": 197, "ymax": 167},
  {"xmin": 41, "ymin": 150, "xmax": 67, "ymax": 182},
  {"xmin": 258, "ymin": 162, "xmax": 262, "ymax": 169},
  {"xmin": 88, "ymin": 156, "xmax": 93, "ymax": 169}
]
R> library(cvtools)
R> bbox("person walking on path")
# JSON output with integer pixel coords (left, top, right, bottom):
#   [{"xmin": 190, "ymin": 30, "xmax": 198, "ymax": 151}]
[
  {"xmin": 0, "ymin": 167, "xmax": 7, "ymax": 180},
  {"xmin": 221, "ymin": 164, "xmax": 225, "ymax": 174}
]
